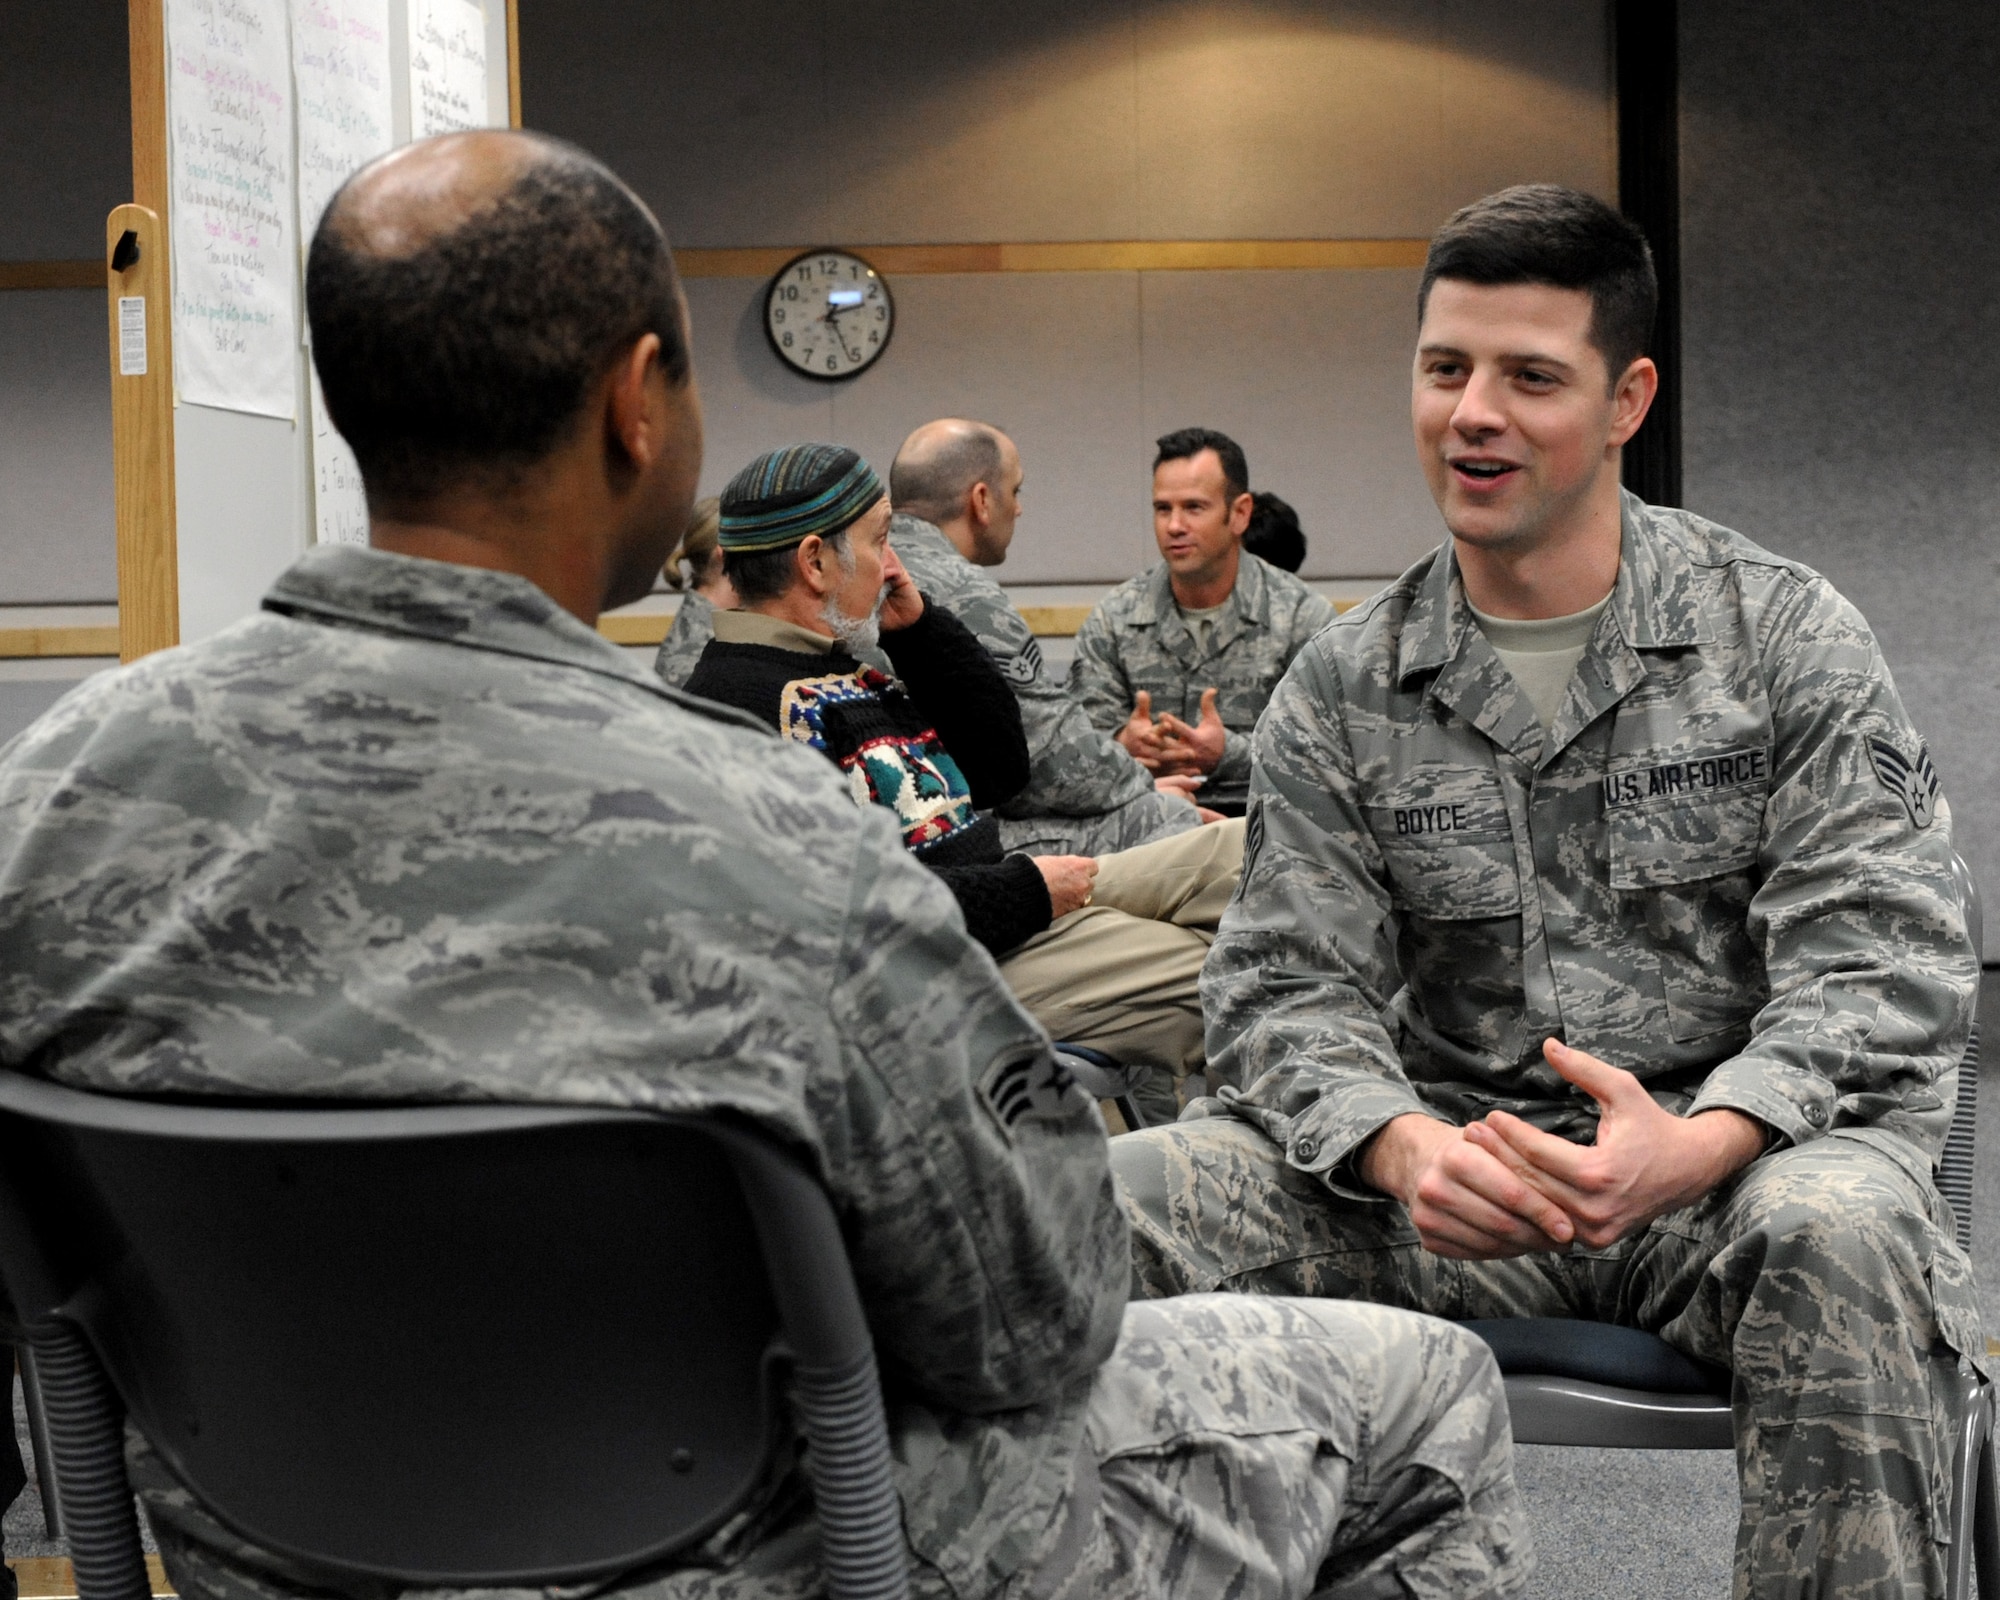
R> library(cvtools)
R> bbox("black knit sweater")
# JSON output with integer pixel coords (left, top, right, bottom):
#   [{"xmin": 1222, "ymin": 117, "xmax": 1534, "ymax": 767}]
[{"xmin": 685, "ymin": 603, "xmax": 1053, "ymax": 955}]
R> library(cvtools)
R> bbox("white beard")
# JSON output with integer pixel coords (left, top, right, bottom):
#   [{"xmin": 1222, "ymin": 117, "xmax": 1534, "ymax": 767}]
[{"xmin": 822, "ymin": 587, "xmax": 885, "ymax": 657}]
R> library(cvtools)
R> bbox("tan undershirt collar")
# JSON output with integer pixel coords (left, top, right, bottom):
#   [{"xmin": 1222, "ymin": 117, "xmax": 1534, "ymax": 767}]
[
  {"xmin": 712, "ymin": 609, "xmax": 835, "ymax": 655},
  {"xmin": 1467, "ymin": 593, "xmax": 1611, "ymax": 732}
]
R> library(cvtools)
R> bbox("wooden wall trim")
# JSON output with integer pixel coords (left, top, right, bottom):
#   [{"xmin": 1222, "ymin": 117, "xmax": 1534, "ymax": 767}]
[
  {"xmin": 676, "ymin": 238, "xmax": 1430, "ymax": 280},
  {"xmin": 0, "ymin": 627, "xmax": 122, "ymax": 660},
  {"xmin": 596, "ymin": 596, "xmax": 1361, "ymax": 648},
  {"xmin": 0, "ymin": 597, "xmax": 1368, "ymax": 657},
  {"xmin": 0, "ymin": 261, "xmax": 101, "ymax": 291},
  {"xmin": 505, "ymin": 0, "xmax": 522, "ymax": 128}
]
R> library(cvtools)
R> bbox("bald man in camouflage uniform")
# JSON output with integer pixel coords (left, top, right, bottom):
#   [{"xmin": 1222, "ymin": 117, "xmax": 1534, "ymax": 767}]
[
  {"xmin": 1115, "ymin": 186, "xmax": 1982, "ymax": 1600},
  {"xmin": 0, "ymin": 134, "xmax": 1533, "ymax": 1600},
  {"xmin": 888, "ymin": 421, "xmax": 1203, "ymax": 857}
]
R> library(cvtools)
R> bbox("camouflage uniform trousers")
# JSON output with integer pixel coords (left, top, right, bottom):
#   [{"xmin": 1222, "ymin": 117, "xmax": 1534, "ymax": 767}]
[
  {"xmin": 1113, "ymin": 1115, "xmax": 1988, "ymax": 1600},
  {"xmin": 1003, "ymin": 818, "xmax": 1243, "ymax": 1128},
  {"xmin": 136, "ymin": 1300, "xmax": 1527, "ymax": 1600}
]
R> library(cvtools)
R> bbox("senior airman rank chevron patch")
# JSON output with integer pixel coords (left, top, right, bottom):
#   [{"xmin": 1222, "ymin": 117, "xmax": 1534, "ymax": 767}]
[
  {"xmin": 1869, "ymin": 738, "xmax": 1939, "ymax": 829},
  {"xmin": 978, "ymin": 1048, "xmax": 1074, "ymax": 1136}
]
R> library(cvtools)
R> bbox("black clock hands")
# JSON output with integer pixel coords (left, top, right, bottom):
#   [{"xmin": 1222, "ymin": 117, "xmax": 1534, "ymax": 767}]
[{"xmin": 821, "ymin": 301, "xmax": 861, "ymax": 363}]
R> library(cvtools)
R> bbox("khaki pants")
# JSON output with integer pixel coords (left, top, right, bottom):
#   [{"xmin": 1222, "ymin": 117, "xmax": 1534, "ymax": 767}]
[{"xmin": 998, "ymin": 819, "xmax": 1243, "ymax": 1102}]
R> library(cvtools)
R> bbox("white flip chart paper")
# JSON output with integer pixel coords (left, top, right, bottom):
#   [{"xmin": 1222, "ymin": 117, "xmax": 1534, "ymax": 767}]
[
  {"xmin": 165, "ymin": 0, "xmax": 298, "ymax": 420},
  {"xmin": 290, "ymin": 0, "xmax": 393, "ymax": 244},
  {"xmin": 408, "ymin": 0, "xmax": 491, "ymax": 138},
  {"xmin": 306, "ymin": 360, "xmax": 370, "ymax": 545},
  {"xmin": 291, "ymin": 0, "xmax": 391, "ymax": 544}
]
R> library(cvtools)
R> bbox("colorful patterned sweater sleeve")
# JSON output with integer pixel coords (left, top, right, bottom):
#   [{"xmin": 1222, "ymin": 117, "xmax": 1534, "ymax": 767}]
[{"xmin": 685, "ymin": 632, "xmax": 1054, "ymax": 954}]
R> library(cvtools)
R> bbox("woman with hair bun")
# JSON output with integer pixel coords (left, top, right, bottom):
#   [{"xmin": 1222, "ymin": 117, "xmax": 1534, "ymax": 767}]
[{"xmin": 652, "ymin": 496, "xmax": 732, "ymax": 687}]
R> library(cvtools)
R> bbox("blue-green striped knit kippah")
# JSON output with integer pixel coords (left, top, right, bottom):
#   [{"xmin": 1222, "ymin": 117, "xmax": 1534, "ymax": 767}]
[{"xmin": 718, "ymin": 444, "xmax": 886, "ymax": 554}]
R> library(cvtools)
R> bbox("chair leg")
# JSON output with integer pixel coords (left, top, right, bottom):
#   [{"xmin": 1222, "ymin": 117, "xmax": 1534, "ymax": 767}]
[
  {"xmin": 16, "ymin": 1347, "xmax": 62, "ymax": 1541},
  {"xmin": 1949, "ymin": 1372, "xmax": 1988, "ymax": 1600},
  {"xmin": 1978, "ymin": 1384, "xmax": 2000, "ymax": 1600}
]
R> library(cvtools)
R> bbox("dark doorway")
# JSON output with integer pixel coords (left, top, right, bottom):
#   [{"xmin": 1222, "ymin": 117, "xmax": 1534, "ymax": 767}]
[{"xmin": 1615, "ymin": 0, "xmax": 1682, "ymax": 508}]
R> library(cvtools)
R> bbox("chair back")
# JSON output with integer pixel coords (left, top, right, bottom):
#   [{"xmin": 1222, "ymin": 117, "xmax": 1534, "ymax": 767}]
[
  {"xmin": 0, "ymin": 1076, "xmax": 889, "ymax": 1590},
  {"xmin": 1938, "ymin": 852, "xmax": 1984, "ymax": 1253}
]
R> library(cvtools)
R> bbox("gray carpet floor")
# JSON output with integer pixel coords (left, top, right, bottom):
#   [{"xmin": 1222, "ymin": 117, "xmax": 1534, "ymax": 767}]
[{"xmin": 6, "ymin": 968, "xmax": 1995, "ymax": 1594}]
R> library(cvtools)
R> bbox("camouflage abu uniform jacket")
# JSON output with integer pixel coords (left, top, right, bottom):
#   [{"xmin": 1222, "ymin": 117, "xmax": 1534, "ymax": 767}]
[
  {"xmin": 1204, "ymin": 492, "xmax": 1977, "ymax": 1188},
  {"xmin": 1068, "ymin": 553, "xmax": 1338, "ymax": 809},
  {"xmin": 890, "ymin": 514, "xmax": 1198, "ymax": 857},
  {"xmin": 0, "ymin": 546, "xmax": 1128, "ymax": 1600},
  {"xmin": 652, "ymin": 588, "xmax": 715, "ymax": 688}
]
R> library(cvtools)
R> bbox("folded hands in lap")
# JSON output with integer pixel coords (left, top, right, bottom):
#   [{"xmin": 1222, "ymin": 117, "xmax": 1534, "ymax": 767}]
[{"xmin": 1361, "ymin": 1039, "xmax": 1766, "ymax": 1260}]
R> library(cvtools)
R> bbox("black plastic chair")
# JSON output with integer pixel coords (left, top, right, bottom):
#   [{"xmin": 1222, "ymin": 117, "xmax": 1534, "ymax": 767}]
[
  {"xmin": 1465, "ymin": 850, "xmax": 1993, "ymax": 1598},
  {"xmin": 0, "ymin": 1084, "xmax": 909, "ymax": 1600}
]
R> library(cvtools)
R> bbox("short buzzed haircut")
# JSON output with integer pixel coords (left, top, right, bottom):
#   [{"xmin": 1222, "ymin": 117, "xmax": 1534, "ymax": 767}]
[
  {"xmin": 307, "ymin": 136, "xmax": 690, "ymax": 504},
  {"xmin": 889, "ymin": 423, "xmax": 1004, "ymax": 525},
  {"xmin": 1419, "ymin": 184, "xmax": 1657, "ymax": 389},
  {"xmin": 1154, "ymin": 428, "xmax": 1248, "ymax": 503}
]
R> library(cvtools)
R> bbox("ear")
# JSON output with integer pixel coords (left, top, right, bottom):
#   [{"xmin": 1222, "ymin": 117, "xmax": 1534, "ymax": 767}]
[
  {"xmin": 793, "ymin": 534, "xmax": 832, "ymax": 598},
  {"xmin": 1607, "ymin": 355, "xmax": 1659, "ymax": 449},
  {"xmin": 1227, "ymin": 491, "xmax": 1253, "ymax": 537},
  {"xmin": 966, "ymin": 480, "xmax": 992, "ymax": 528},
  {"xmin": 604, "ymin": 332, "xmax": 664, "ymax": 476}
]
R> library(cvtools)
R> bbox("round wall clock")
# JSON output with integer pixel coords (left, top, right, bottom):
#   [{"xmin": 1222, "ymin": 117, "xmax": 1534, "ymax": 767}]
[{"xmin": 763, "ymin": 249, "xmax": 894, "ymax": 381}]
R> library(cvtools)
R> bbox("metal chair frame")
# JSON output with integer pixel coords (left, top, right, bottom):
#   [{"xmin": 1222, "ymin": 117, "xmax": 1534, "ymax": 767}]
[{"xmin": 1053, "ymin": 1042, "xmax": 1150, "ymax": 1132}]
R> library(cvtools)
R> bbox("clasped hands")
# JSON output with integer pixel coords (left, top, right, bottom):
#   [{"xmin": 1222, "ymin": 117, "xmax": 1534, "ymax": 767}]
[
  {"xmin": 1359, "ymin": 1038, "xmax": 1767, "ymax": 1260},
  {"xmin": 1118, "ymin": 689, "xmax": 1226, "ymax": 777}
]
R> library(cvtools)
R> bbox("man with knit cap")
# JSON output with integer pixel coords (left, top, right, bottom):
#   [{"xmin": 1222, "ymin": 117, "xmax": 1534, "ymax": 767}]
[
  {"xmin": 0, "ymin": 132, "xmax": 1533, "ymax": 1600},
  {"xmin": 685, "ymin": 443, "xmax": 1243, "ymax": 1107}
]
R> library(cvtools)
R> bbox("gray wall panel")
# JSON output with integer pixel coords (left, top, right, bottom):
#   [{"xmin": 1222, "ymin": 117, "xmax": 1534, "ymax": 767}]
[
  {"xmin": 686, "ymin": 271, "xmax": 1153, "ymax": 584},
  {"xmin": 824, "ymin": 0, "xmax": 1143, "ymax": 247},
  {"xmin": 521, "ymin": 0, "xmax": 1612, "ymax": 246},
  {"xmin": 524, "ymin": 2, "xmax": 1613, "ymax": 586},
  {"xmin": 683, "ymin": 276, "xmax": 838, "ymax": 494},
  {"xmin": 0, "ymin": 0, "xmax": 130, "ymax": 260},
  {"xmin": 1138, "ymin": 267, "xmax": 1437, "ymax": 578},
  {"xmin": 1680, "ymin": 0, "xmax": 2000, "ymax": 956},
  {"xmin": 0, "ymin": 291, "xmax": 117, "ymax": 603},
  {"xmin": 520, "ymin": 0, "xmax": 831, "ymax": 251}
]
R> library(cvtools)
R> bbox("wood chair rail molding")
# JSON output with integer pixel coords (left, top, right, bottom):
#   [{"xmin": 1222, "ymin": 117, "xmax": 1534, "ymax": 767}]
[{"xmin": 676, "ymin": 238, "xmax": 1429, "ymax": 279}]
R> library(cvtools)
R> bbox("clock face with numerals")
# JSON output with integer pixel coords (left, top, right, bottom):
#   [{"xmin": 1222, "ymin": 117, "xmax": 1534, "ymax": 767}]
[{"xmin": 764, "ymin": 249, "xmax": 894, "ymax": 380}]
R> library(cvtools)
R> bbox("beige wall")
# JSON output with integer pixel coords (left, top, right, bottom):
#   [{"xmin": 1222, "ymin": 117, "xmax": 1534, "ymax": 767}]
[{"xmin": 522, "ymin": 0, "xmax": 1615, "ymax": 584}]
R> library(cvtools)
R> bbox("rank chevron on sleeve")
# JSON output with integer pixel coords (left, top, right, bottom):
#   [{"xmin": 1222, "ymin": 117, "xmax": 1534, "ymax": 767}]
[{"xmin": 1869, "ymin": 737, "xmax": 1939, "ymax": 829}]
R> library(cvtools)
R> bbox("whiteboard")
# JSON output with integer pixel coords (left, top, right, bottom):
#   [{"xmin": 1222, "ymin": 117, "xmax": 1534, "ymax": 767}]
[{"xmin": 168, "ymin": 0, "xmax": 513, "ymax": 646}]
